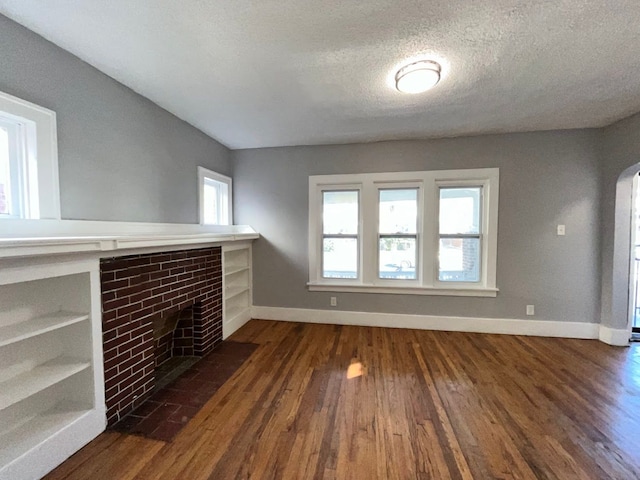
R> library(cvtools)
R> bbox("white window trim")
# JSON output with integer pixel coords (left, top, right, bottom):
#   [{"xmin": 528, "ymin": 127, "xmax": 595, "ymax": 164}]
[
  {"xmin": 308, "ymin": 168, "xmax": 499, "ymax": 297},
  {"xmin": 198, "ymin": 166, "xmax": 233, "ymax": 225},
  {"xmin": 373, "ymin": 181, "xmax": 423, "ymax": 288},
  {"xmin": 0, "ymin": 90, "xmax": 60, "ymax": 220},
  {"xmin": 317, "ymin": 184, "xmax": 363, "ymax": 282}
]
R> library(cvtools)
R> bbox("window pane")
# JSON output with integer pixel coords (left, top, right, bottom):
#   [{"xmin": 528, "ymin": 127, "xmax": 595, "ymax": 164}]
[
  {"xmin": 203, "ymin": 182, "xmax": 219, "ymax": 224},
  {"xmin": 439, "ymin": 238, "xmax": 480, "ymax": 282},
  {"xmin": 323, "ymin": 190, "xmax": 358, "ymax": 234},
  {"xmin": 203, "ymin": 176, "xmax": 230, "ymax": 225},
  {"xmin": 379, "ymin": 237, "xmax": 416, "ymax": 279},
  {"xmin": 323, "ymin": 237, "xmax": 358, "ymax": 279},
  {"xmin": 379, "ymin": 189, "xmax": 417, "ymax": 234},
  {"xmin": 439, "ymin": 187, "xmax": 481, "ymax": 234}
]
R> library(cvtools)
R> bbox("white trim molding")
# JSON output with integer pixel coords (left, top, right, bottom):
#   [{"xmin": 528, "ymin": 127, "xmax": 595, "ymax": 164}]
[
  {"xmin": 307, "ymin": 282, "xmax": 498, "ymax": 297},
  {"xmin": 0, "ymin": 90, "xmax": 60, "ymax": 220},
  {"xmin": 252, "ymin": 306, "xmax": 601, "ymax": 340},
  {"xmin": 0, "ymin": 219, "xmax": 258, "ymax": 259},
  {"xmin": 308, "ymin": 168, "xmax": 499, "ymax": 297},
  {"xmin": 198, "ymin": 166, "xmax": 232, "ymax": 225},
  {"xmin": 599, "ymin": 325, "xmax": 630, "ymax": 346}
]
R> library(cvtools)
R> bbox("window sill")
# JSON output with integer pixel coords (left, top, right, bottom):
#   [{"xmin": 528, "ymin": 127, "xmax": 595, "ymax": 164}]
[{"xmin": 307, "ymin": 282, "xmax": 499, "ymax": 297}]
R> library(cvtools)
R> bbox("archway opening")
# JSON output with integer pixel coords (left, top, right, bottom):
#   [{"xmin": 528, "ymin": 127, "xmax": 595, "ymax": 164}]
[
  {"xmin": 630, "ymin": 173, "xmax": 640, "ymax": 340},
  {"xmin": 605, "ymin": 164, "xmax": 640, "ymax": 345}
]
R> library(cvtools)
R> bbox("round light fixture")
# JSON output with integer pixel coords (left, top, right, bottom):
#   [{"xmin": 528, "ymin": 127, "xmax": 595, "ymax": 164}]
[{"xmin": 395, "ymin": 60, "xmax": 441, "ymax": 94}]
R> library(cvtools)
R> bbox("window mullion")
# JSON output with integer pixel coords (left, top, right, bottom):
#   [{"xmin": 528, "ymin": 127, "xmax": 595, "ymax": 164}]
[
  {"xmin": 7, "ymin": 123, "xmax": 23, "ymax": 218},
  {"xmin": 318, "ymin": 186, "xmax": 326, "ymax": 281},
  {"xmin": 416, "ymin": 183, "xmax": 424, "ymax": 284},
  {"xmin": 323, "ymin": 234, "xmax": 358, "ymax": 239},
  {"xmin": 422, "ymin": 178, "xmax": 437, "ymax": 287},
  {"xmin": 379, "ymin": 234, "xmax": 418, "ymax": 239},
  {"xmin": 361, "ymin": 181, "xmax": 376, "ymax": 285},
  {"xmin": 482, "ymin": 180, "xmax": 497, "ymax": 286},
  {"xmin": 439, "ymin": 234, "xmax": 481, "ymax": 239}
]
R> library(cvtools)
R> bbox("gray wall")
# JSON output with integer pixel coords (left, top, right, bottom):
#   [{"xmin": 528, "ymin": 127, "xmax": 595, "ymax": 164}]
[
  {"xmin": 0, "ymin": 12, "xmax": 613, "ymax": 325},
  {"xmin": 599, "ymin": 112, "xmax": 640, "ymax": 328},
  {"xmin": 0, "ymin": 14, "xmax": 231, "ymax": 223},
  {"xmin": 233, "ymin": 131, "xmax": 601, "ymax": 323}
]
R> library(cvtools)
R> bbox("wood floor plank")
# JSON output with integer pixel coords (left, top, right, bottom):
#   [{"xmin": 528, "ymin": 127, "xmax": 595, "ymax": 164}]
[{"xmin": 45, "ymin": 320, "xmax": 640, "ymax": 480}]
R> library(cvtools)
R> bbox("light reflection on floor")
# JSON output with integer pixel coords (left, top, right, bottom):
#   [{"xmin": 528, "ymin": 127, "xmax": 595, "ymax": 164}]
[{"xmin": 347, "ymin": 361, "xmax": 365, "ymax": 379}]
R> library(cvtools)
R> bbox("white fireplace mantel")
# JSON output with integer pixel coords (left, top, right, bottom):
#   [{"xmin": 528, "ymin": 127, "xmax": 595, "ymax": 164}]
[
  {"xmin": 0, "ymin": 219, "xmax": 259, "ymax": 259},
  {"xmin": 0, "ymin": 219, "xmax": 258, "ymax": 480}
]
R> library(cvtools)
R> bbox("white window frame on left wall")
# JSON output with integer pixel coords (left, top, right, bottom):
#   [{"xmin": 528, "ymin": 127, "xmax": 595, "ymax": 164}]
[
  {"xmin": 198, "ymin": 166, "xmax": 233, "ymax": 225},
  {"xmin": 0, "ymin": 90, "xmax": 60, "ymax": 220}
]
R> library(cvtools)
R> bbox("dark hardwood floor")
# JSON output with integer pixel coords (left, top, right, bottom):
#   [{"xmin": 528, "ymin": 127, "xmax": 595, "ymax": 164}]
[{"xmin": 46, "ymin": 320, "xmax": 640, "ymax": 479}]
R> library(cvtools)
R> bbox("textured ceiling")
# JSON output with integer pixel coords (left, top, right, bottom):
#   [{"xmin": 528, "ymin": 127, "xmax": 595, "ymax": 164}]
[{"xmin": 1, "ymin": 1, "xmax": 640, "ymax": 149}]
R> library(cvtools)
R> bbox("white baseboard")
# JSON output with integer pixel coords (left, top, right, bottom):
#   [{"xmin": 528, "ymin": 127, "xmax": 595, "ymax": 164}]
[
  {"xmin": 251, "ymin": 306, "xmax": 601, "ymax": 340},
  {"xmin": 598, "ymin": 325, "xmax": 631, "ymax": 346}
]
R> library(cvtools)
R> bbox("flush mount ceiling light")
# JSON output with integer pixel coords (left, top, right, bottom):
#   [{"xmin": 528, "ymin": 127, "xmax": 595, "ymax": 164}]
[{"xmin": 395, "ymin": 60, "xmax": 441, "ymax": 94}]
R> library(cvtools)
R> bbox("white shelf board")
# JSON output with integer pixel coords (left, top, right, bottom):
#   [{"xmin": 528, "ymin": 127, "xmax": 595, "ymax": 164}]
[
  {"xmin": 225, "ymin": 286, "xmax": 249, "ymax": 301},
  {"xmin": 0, "ymin": 312, "xmax": 89, "ymax": 348},
  {"xmin": 0, "ymin": 404, "xmax": 91, "ymax": 467},
  {"xmin": 225, "ymin": 265, "xmax": 250, "ymax": 276},
  {"xmin": 0, "ymin": 358, "xmax": 91, "ymax": 411},
  {"xmin": 225, "ymin": 305, "xmax": 250, "ymax": 324}
]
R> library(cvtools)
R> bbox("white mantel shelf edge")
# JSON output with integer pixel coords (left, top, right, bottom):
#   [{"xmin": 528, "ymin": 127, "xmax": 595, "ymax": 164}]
[
  {"xmin": 0, "ymin": 220, "xmax": 259, "ymax": 259},
  {"xmin": 0, "ymin": 233, "xmax": 258, "ymax": 259}
]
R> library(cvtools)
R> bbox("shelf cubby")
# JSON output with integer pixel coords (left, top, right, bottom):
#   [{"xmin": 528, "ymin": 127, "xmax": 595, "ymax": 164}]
[
  {"xmin": 0, "ymin": 357, "xmax": 91, "ymax": 412},
  {"xmin": 0, "ymin": 312, "xmax": 89, "ymax": 348},
  {"xmin": 222, "ymin": 244, "xmax": 252, "ymax": 339},
  {"xmin": 225, "ymin": 264, "xmax": 250, "ymax": 276},
  {"xmin": 225, "ymin": 285, "xmax": 250, "ymax": 301},
  {"xmin": 0, "ymin": 404, "xmax": 91, "ymax": 468},
  {"xmin": 0, "ymin": 265, "xmax": 103, "ymax": 480}
]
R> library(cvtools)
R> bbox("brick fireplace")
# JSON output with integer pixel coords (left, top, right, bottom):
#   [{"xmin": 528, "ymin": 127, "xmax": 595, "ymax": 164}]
[
  {"xmin": 152, "ymin": 306, "xmax": 195, "ymax": 367},
  {"xmin": 100, "ymin": 247, "xmax": 223, "ymax": 426}
]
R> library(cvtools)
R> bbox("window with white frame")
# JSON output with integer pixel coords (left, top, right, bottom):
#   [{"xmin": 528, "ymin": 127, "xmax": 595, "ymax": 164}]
[
  {"xmin": 378, "ymin": 187, "xmax": 419, "ymax": 280},
  {"xmin": 0, "ymin": 91, "xmax": 60, "ymax": 220},
  {"xmin": 198, "ymin": 166, "xmax": 232, "ymax": 225},
  {"xmin": 322, "ymin": 189, "xmax": 360, "ymax": 279},
  {"xmin": 438, "ymin": 186, "xmax": 482, "ymax": 282},
  {"xmin": 308, "ymin": 168, "xmax": 499, "ymax": 297}
]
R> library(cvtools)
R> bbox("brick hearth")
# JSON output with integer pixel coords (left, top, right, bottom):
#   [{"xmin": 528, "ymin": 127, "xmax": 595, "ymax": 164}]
[{"xmin": 100, "ymin": 247, "xmax": 222, "ymax": 426}]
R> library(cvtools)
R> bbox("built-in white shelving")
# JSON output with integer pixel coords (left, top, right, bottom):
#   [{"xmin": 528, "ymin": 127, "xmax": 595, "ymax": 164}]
[
  {"xmin": 0, "ymin": 312, "xmax": 89, "ymax": 348},
  {"xmin": 225, "ymin": 285, "xmax": 250, "ymax": 301},
  {"xmin": 0, "ymin": 261, "xmax": 104, "ymax": 480},
  {"xmin": 0, "ymin": 405, "xmax": 91, "ymax": 468},
  {"xmin": 0, "ymin": 357, "xmax": 90, "ymax": 411},
  {"xmin": 226, "ymin": 305, "xmax": 248, "ymax": 321},
  {"xmin": 225, "ymin": 264, "xmax": 250, "ymax": 276},
  {"xmin": 223, "ymin": 243, "xmax": 253, "ymax": 339},
  {"xmin": 0, "ymin": 221, "xmax": 258, "ymax": 479}
]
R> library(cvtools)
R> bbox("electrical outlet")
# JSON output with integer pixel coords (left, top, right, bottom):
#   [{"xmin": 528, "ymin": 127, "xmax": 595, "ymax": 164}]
[
  {"xmin": 330, "ymin": 296, "xmax": 337, "ymax": 307},
  {"xmin": 557, "ymin": 224, "xmax": 565, "ymax": 236},
  {"xmin": 526, "ymin": 305, "xmax": 535, "ymax": 316}
]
